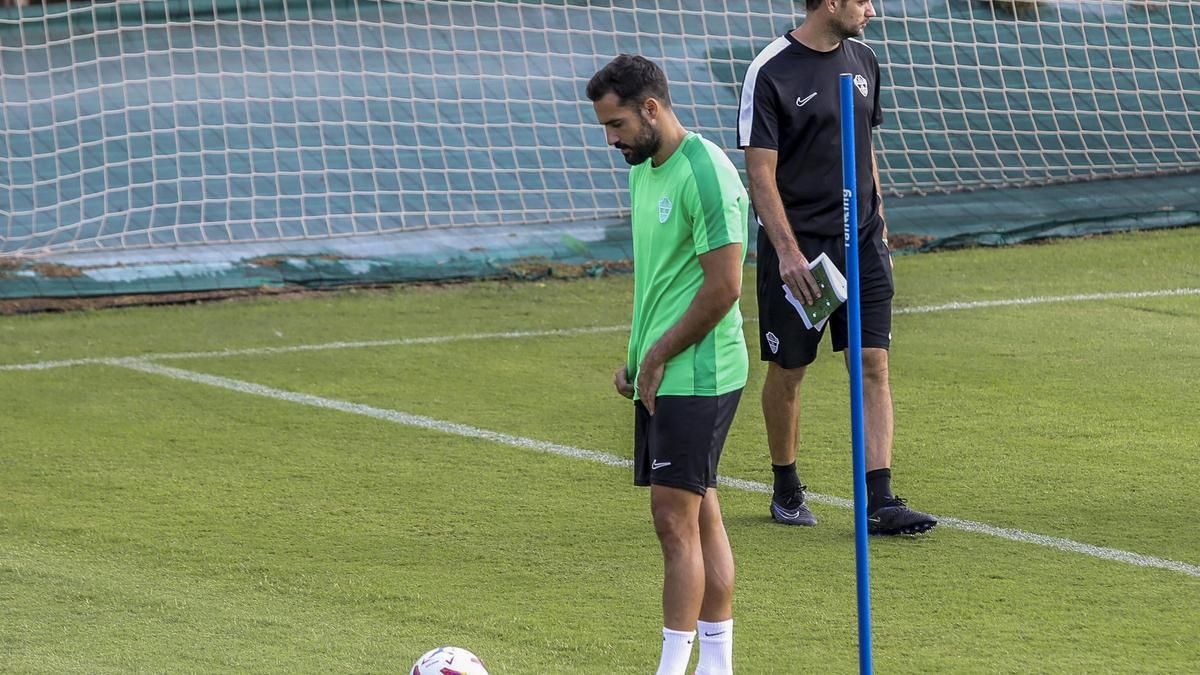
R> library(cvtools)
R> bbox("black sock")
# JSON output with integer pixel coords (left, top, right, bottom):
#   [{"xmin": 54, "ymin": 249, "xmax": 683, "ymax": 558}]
[
  {"xmin": 772, "ymin": 462, "xmax": 801, "ymax": 496},
  {"xmin": 866, "ymin": 468, "xmax": 893, "ymax": 513}
]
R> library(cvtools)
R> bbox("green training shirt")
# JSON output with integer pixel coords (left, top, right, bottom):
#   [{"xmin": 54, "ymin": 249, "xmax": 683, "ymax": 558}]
[{"xmin": 627, "ymin": 132, "xmax": 750, "ymax": 399}]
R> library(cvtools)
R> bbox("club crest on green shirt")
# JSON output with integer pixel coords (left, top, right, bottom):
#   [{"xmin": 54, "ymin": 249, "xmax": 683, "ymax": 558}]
[{"xmin": 657, "ymin": 196, "xmax": 673, "ymax": 224}]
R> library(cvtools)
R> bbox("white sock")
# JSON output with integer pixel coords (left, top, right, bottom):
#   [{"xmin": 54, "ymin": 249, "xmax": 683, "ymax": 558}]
[
  {"xmin": 695, "ymin": 619, "xmax": 733, "ymax": 675},
  {"xmin": 655, "ymin": 627, "xmax": 696, "ymax": 675}
]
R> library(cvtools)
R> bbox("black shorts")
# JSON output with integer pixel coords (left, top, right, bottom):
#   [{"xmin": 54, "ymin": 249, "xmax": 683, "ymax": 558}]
[
  {"xmin": 756, "ymin": 219, "xmax": 894, "ymax": 368},
  {"xmin": 633, "ymin": 389, "xmax": 743, "ymax": 496}
]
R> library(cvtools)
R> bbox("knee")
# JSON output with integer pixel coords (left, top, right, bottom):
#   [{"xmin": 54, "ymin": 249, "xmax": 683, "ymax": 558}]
[
  {"xmin": 767, "ymin": 362, "xmax": 806, "ymax": 389},
  {"xmin": 861, "ymin": 352, "xmax": 890, "ymax": 384},
  {"xmin": 652, "ymin": 508, "xmax": 699, "ymax": 557}
]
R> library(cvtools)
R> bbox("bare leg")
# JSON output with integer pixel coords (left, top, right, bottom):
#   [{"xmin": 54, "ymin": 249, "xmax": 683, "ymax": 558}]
[
  {"xmin": 651, "ymin": 484, "xmax": 705, "ymax": 630},
  {"xmin": 695, "ymin": 488, "xmax": 735, "ymax": 675},
  {"xmin": 845, "ymin": 348, "xmax": 938, "ymax": 534},
  {"xmin": 697, "ymin": 488, "xmax": 733, "ymax": 622},
  {"xmin": 761, "ymin": 361, "xmax": 807, "ymax": 467},
  {"xmin": 844, "ymin": 345, "xmax": 892, "ymax": 468},
  {"xmin": 854, "ymin": 347, "xmax": 893, "ymax": 471}
]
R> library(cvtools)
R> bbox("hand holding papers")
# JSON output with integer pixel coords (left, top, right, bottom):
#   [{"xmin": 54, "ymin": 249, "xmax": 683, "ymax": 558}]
[{"xmin": 781, "ymin": 252, "xmax": 848, "ymax": 331}]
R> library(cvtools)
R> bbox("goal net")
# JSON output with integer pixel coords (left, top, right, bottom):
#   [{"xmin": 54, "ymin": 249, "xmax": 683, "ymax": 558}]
[{"xmin": 1, "ymin": 0, "xmax": 1197, "ymax": 268}]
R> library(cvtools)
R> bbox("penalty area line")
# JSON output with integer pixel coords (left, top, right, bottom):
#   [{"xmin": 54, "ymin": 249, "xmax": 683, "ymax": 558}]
[{"xmin": 115, "ymin": 358, "xmax": 1200, "ymax": 578}]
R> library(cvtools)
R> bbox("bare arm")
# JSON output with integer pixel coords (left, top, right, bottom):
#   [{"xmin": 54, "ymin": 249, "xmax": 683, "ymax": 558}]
[
  {"xmin": 636, "ymin": 242, "xmax": 743, "ymax": 415},
  {"xmin": 871, "ymin": 151, "xmax": 892, "ymax": 268},
  {"xmin": 871, "ymin": 151, "xmax": 887, "ymax": 241},
  {"xmin": 745, "ymin": 147, "xmax": 822, "ymax": 304}
]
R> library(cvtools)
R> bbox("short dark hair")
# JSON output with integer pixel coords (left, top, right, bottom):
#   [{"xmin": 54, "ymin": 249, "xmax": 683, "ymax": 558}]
[
  {"xmin": 586, "ymin": 54, "xmax": 671, "ymax": 109},
  {"xmin": 806, "ymin": 0, "xmax": 824, "ymax": 10}
]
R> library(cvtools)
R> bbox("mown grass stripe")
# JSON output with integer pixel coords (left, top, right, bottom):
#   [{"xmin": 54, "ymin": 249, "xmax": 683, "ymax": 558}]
[
  {"xmin": 117, "ymin": 359, "xmax": 1200, "ymax": 578},
  {"xmin": 3, "ymin": 287, "xmax": 1197, "ymax": 373}
]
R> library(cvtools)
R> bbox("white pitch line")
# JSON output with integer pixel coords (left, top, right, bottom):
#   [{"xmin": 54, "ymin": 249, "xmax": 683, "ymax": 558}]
[
  {"xmin": 718, "ymin": 474, "xmax": 1200, "ymax": 576},
  {"xmin": 3, "ymin": 287, "xmax": 1198, "ymax": 373},
  {"xmin": 128, "ymin": 325, "xmax": 629, "ymax": 362},
  {"xmin": 117, "ymin": 359, "xmax": 1200, "ymax": 578},
  {"xmin": 0, "ymin": 326, "xmax": 627, "ymax": 372},
  {"xmin": 894, "ymin": 287, "xmax": 1200, "ymax": 315},
  {"xmin": 0, "ymin": 357, "xmax": 118, "ymax": 372}
]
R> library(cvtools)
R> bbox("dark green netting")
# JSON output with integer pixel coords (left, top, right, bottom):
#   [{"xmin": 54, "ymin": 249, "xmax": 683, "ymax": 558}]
[{"xmin": 1, "ymin": 0, "xmax": 1197, "ymax": 298}]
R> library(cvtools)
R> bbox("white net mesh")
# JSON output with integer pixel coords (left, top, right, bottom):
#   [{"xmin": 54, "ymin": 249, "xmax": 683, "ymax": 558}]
[
  {"xmin": 881, "ymin": 0, "xmax": 1200, "ymax": 192},
  {"xmin": 1, "ymin": 0, "xmax": 1197, "ymax": 257}
]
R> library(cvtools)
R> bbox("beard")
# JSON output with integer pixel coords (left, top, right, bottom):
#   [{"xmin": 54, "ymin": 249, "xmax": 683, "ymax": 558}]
[
  {"xmin": 614, "ymin": 117, "xmax": 662, "ymax": 166},
  {"xmin": 834, "ymin": 16, "xmax": 867, "ymax": 39}
]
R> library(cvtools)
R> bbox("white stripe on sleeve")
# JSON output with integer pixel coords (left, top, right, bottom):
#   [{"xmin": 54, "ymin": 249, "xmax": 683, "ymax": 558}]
[{"xmin": 737, "ymin": 36, "xmax": 791, "ymax": 147}]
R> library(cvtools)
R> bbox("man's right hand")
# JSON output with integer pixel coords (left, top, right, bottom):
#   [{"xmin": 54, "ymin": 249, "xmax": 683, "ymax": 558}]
[
  {"xmin": 779, "ymin": 248, "xmax": 822, "ymax": 305},
  {"xmin": 613, "ymin": 365, "xmax": 635, "ymax": 400},
  {"xmin": 745, "ymin": 147, "xmax": 822, "ymax": 305}
]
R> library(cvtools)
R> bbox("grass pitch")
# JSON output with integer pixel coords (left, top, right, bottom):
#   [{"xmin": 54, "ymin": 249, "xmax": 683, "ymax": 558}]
[{"xmin": 2, "ymin": 228, "xmax": 1198, "ymax": 672}]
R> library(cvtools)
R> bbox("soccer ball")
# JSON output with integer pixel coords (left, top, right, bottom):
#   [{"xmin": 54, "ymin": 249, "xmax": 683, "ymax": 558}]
[{"xmin": 410, "ymin": 646, "xmax": 489, "ymax": 675}]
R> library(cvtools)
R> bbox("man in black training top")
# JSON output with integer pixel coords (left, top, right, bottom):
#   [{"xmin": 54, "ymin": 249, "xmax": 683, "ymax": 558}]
[{"xmin": 737, "ymin": 0, "xmax": 936, "ymax": 535}]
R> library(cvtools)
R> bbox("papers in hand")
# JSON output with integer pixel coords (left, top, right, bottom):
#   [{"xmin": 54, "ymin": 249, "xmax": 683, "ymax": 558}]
[{"xmin": 781, "ymin": 252, "xmax": 848, "ymax": 331}]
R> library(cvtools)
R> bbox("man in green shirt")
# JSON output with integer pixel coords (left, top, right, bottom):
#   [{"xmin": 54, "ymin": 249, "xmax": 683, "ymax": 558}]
[{"xmin": 588, "ymin": 54, "xmax": 749, "ymax": 675}]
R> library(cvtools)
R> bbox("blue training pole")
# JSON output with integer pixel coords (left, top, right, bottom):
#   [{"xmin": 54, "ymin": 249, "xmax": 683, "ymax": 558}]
[{"xmin": 839, "ymin": 72, "xmax": 873, "ymax": 675}]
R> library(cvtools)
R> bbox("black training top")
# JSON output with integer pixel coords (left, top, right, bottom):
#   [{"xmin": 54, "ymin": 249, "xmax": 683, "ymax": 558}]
[{"xmin": 737, "ymin": 32, "xmax": 884, "ymax": 238}]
